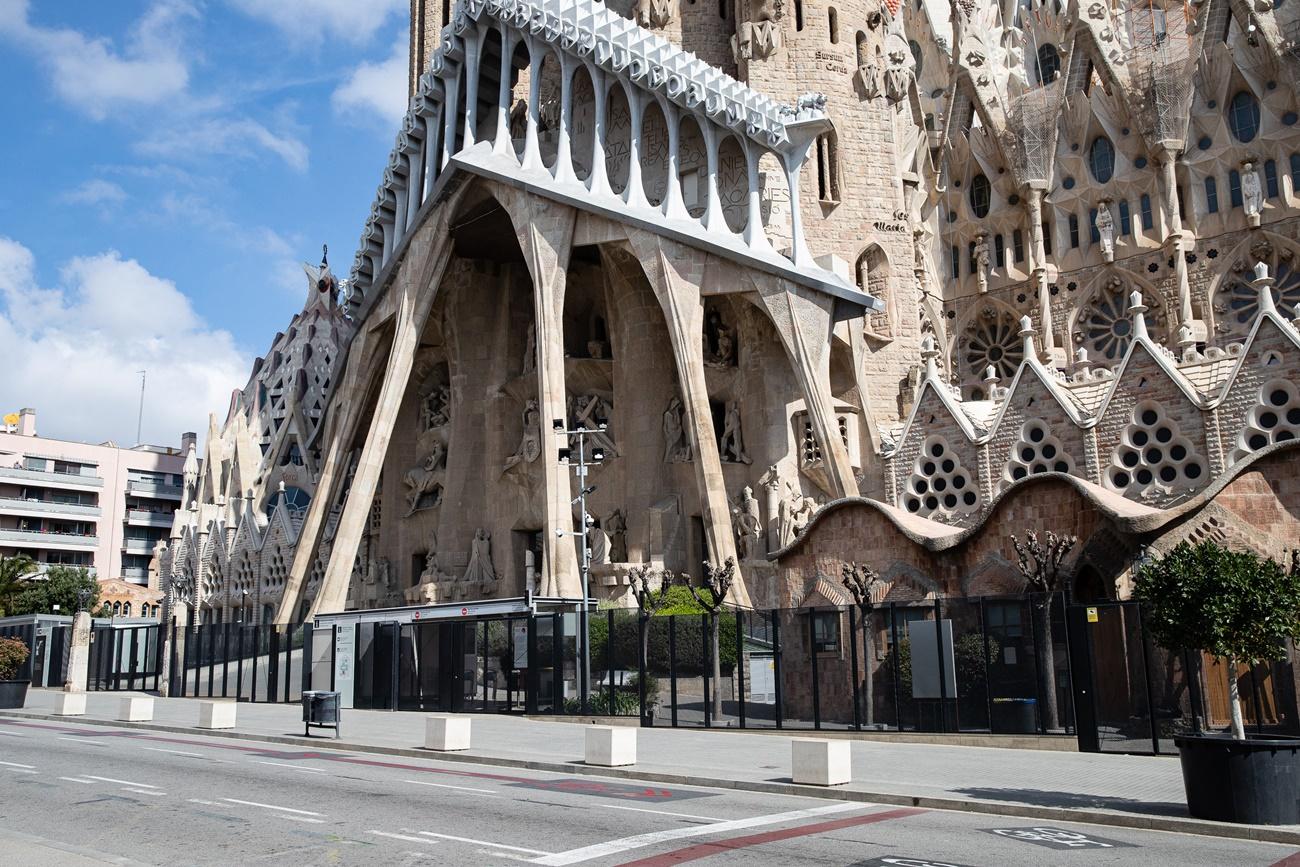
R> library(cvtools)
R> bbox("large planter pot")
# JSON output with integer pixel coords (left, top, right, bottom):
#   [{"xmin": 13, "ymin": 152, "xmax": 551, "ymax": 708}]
[
  {"xmin": 0, "ymin": 680, "xmax": 29, "ymax": 709},
  {"xmin": 1176, "ymin": 734, "xmax": 1300, "ymax": 825}
]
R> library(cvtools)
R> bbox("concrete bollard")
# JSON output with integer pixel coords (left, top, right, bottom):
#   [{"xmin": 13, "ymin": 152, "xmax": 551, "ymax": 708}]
[
  {"xmin": 198, "ymin": 700, "xmax": 237, "ymax": 730},
  {"xmin": 424, "ymin": 715, "xmax": 472, "ymax": 751},
  {"xmin": 53, "ymin": 692, "xmax": 87, "ymax": 716},
  {"xmin": 118, "ymin": 696, "xmax": 154, "ymax": 722},
  {"xmin": 585, "ymin": 725, "xmax": 636, "ymax": 767},
  {"xmin": 791, "ymin": 738, "xmax": 851, "ymax": 786}
]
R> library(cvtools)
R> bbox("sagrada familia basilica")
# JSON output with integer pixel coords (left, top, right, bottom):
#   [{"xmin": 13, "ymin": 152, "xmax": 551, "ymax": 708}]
[{"xmin": 160, "ymin": 0, "xmax": 1300, "ymax": 622}]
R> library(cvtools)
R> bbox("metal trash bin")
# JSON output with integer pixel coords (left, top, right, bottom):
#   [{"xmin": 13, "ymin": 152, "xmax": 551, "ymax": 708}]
[
  {"xmin": 991, "ymin": 697, "xmax": 1038, "ymax": 734},
  {"xmin": 302, "ymin": 690, "xmax": 341, "ymax": 738}
]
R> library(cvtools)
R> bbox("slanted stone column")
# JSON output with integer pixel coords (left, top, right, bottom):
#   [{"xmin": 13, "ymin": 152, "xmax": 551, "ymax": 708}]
[
  {"xmin": 622, "ymin": 230, "xmax": 744, "ymax": 602},
  {"xmin": 1026, "ymin": 185, "xmax": 1055, "ymax": 361},
  {"xmin": 492, "ymin": 27, "xmax": 514, "ymax": 158},
  {"xmin": 521, "ymin": 38, "xmax": 545, "ymax": 172},
  {"xmin": 1158, "ymin": 146, "xmax": 1197, "ymax": 345},
  {"xmin": 553, "ymin": 54, "xmax": 578, "ymax": 186},
  {"xmin": 587, "ymin": 64, "xmax": 609, "ymax": 195},
  {"xmin": 494, "ymin": 186, "xmax": 582, "ymax": 598}
]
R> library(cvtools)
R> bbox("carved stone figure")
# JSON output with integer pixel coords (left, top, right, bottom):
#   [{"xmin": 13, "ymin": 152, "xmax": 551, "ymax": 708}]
[
  {"xmin": 522, "ymin": 322, "xmax": 537, "ymax": 374},
  {"xmin": 570, "ymin": 393, "xmax": 617, "ymax": 457},
  {"xmin": 704, "ymin": 309, "xmax": 737, "ymax": 367},
  {"xmin": 464, "ymin": 528, "xmax": 497, "ymax": 591},
  {"xmin": 403, "ymin": 444, "xmax": 446, "ymax": 515},
  {"xmin": 605, "ymin": 508, "xmax": 628, "ymax": 562},
  {"xmin": 973, "ymin": 235, "xmax": 990, "ymax": 293},
  {"xmin": 505, "ymin": 399, "xmax": 542, "ymax": 470},
  {"xmin": 1242, "ymin": 162, "xmax": 1263, "ymax": 225},
  {"xmin": 777, "ymin": 483, "xmax": 820, "ymax": 547},
  {"xmin": 884, "ymin": 37, "xmax": 914, "ymax": 102},
  {"xmin": 719, "ymin": 400, "xmax": 751, "ymax": 464},
  {"xmin": 419, "ymin": 385, "xmax": 451, "ymax": 431},
  {"xmin": 1096, "ymin": 201, "xmax": 1115, "ymax": 262},
  {"xmin": 636, "ymin": 0, "xmax": 673, "ymax": 28},
  {"xmin": 662, "ymin": 397, "xmax": 692, "ymax": 463},
  {"xmin": 732, "ymin": 486, "xmax": 763, "ymax": 560},
  {"xmin": 732, "ymin": 0, "xmax": 781, "ymax": 61},
  {"xmin": 586, "ymin": 521, "xmax": 609, "ymax": 565},
  {"xmin": 857, "ymin": 49, "xmax": 884, "ymax": 100}
]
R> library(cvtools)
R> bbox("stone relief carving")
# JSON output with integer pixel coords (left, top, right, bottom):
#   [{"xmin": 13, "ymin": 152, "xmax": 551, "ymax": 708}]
[
  {"xmin": 732, "ymin": 485, "xmax": 764, "ymax": 560},
  {"xmin": 464, "ymin": 528, "xmax": 497, "ymax": 593},
  {"xmin": 662, "ymin": 396, "xmax": 693, "ymax": 463},
  {"xmin": 605, "ymin": 508, "xmax": 628, "ymax": 562},
  {"xmin": 973, "ymin": 234, "xmax": 990, "ymax": 293},
  {"xmin": 732, "ymin": 0, "xmax": 781, "ymax": 61},
  {"xmin": 1096, "ymin": 200, "xmax": 1115, "ymax": 262},
  {"xmin": 504, "ymin": 398, "xmax": 542, "ymax": 470},
  {"xmin": 419, "ymin": 385, "xmax": 451, "ymax": 431},
  {"xmin": 635, "ymin": 0, "xmax": 673, "ymax": 29},
  {"xmin": 1242, "ymin": 161, "xmax": 1263, "ymax": 225},
  {"xmin": 858, "ymin": 48, "xmax": 884, "ymax": 100},
  {"xmin": 403, "ymin": 443, "xmax": 446, "ymax": 515},
  {"xmin": 775, "ymin": 474, "xmax": 820, "ymax": 548},
  {"xmin": 587, "ymin": 521, "xmax": 609, "ymax": 565},
  {"xmin": 719, "ymin": 400, "xmax": 751, "ymax": 464},
  {"xmin": 704, "ymin": 308, "xmax": 737, "ymax": 367},
  {"xmin": 883, "ymin": 35, "xmax": 914, "ymax": 103},
  {"xmin": 569, "ymin": 394, "xmax": 618, "ymax": 457},
  {"xmin": 522, "ymin": 322, "xmax": 537, "ymax": 374}
]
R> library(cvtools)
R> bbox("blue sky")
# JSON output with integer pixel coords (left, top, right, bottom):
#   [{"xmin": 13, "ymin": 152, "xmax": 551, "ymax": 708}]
[{"xmin": 0, "ymin": 0, "xmax": 411, "ymax": 446}]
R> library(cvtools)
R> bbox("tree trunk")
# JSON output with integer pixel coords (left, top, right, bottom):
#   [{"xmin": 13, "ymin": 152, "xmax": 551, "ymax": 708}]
[
  {"xmin": 710, "ymin": 612, "xmax": 723, "ymax": 721},
  {"xmin": 1227, "ymin": 656, "xmax": 1247, "ymax": 740},
  {"xmin": 861, "ymin": 608, "xmax": 875, "ymax": 727},
  {"xmin": 639, "ymin": 615, "xmax": 651, "ymax": 723},
  {"xmin": 1032, "ymin": 598, "xmax": 1060, "ymax": 731}
]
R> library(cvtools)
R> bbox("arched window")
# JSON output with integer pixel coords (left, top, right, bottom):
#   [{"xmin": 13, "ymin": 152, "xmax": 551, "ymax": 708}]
[
  {"xmin": 1204, "ymin": 176, "xmax": 1219, "ymax": 213},
  {"xmin": 828, "ymin": 7, "xmax": 838, "ymax": 43},
  {"xmin": 950, "ymin": 245, "xmax": 960, "ymax": 279},
  {"xmin": 909, "ymin": 40, "xmax": 923, "ymax": 79},
  {"xmin": 1264, "ymin": 160, "xmax": 1279, "ymax": 198},
  {"xmin": 1228, "ymin": 91, "xmax": 1261, "ymax": 143},
  {"xmin": 112, "ymin": 601, "xmax": 122, "ymax": 615},
  {"xmin": 1036, "ymin": 44, "xmax": 1060, "ymax": 85},
  {"xmin": 1013, "ymin": 229, "xmax": 1025, "ymax": 263},
  {"xmin": 1068, "ymin": 213, "xmax": 1080, "ymax": 248},
  {"xmin": 1088, "ymin": 136, "xmax": 1115, "ymax": 183},
  {"xmin": 123, "ymin": 602, "xmax": 132, "ymax": 617},
  {"xmin": 1293, "ymin": 153, "xmax": 1300, "ymax": 186},
  {"xmin": 265, "ymin": 486, "xmax": 311, "ymax": 518},
  {"xmin": 969, "ymin": 174, "xmax": 991, "ymax": 217},
  {"xmin": 1140, "ymin": 194, "xmax": 1153, "ymax": 230},
  {"xmin": 1118, "ymin": 200, "xmax": 1132, "ymax": 235},
  {"xmin": 855, "ymin": 32, "xmax": 868, "ymax": 68},
  {"xmin": 815, "ymin": 132, "xmax": 839, "ymax": 203},
  {"xmin": 994, "ymin": 234, "xmax": 1006, "ymax": 268},
  {"xmin": 1229, "ymin": 169, "xmax": 1243, "ymax": 208},
  {"xmin": 795, "ymin": 0, "xmax": 804, "ymax": 30}
]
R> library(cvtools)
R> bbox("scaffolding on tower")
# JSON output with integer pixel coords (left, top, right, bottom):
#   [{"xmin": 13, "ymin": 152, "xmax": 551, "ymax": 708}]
[{"xmin": 1124, "ymin": 0, "xmax": 1195, "ymax": 145}]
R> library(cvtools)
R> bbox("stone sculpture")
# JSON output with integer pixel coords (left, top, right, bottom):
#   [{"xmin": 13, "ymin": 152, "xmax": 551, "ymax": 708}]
[
  {"xmin": 704, "ymin": 309, "xmax": 737, "ymax": 367},
  {"xmin": 733, "ymin": 0, "xmax": 781, "ymax": 61},
  {"xmin": 570, "ymin": 394, "xmax": 617, "ymax": 457},
  {"xmin": 419, "ymin": 385, "xmax": 451, "ymax": 431},
  {"xmin": 883, "ymin": 36, "xmax": 914, "ymax": 102},
  {"xmin": 587, "ymin": 521, "xmax": 609, "ymax": 565},
  {"xmin": 505, "ymin": 399, "xmax": 542, "ymax": 469},
  {"xmin": 732, "ymin": 486, "xmax": 764, "ymax": 560},
  {"xmin": 605, "ymin": 508, "xmax": 628, "ymax": 562},
  {"xmin": 776, "ymin": 482, "xmax": 820, "ymax": 547},
  {"xmin": 973, "ymin": 235, "xmax": 990, "ymax": 293},
  {"xmin": 522, "ymin": 322, "xmax": 537, "ymax": 374},
  {"xmin": 636, "ymin": 0, "xmax": 673, "ymax": 28},
  {"xmin": 1096, "ymin": 201, "xmax": 1115, "ymax": 262},
  {"xmin": 1242, "ymin": 161, "xmax": 1263, "ymax": 226},
  {"xmin": 662, "ymin": 396, "xmax": 692, "ymax": 463},
  {"xmin": 464, "ymin": 528, "xmax": 497, "ymax": 592},
  {"xmin": 719, "ymin": 400, "xmax": 751, "ymax": 464},
  {"xmin": 858, "ymin": 48, "xmax": 884, "ymax": 100},
  {"xmin": 403, "ymin": 443, "xmax": 446, "ymax": 515}
]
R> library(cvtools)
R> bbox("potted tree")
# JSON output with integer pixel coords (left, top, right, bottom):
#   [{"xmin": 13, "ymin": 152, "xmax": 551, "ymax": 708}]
[
  {"xmin": 0, "ymin": 636, "xmax": 31, "ymax": 709},
  {"xmin": 1136, "ymin": 541, "xmax": 1300, "ymax": 825}
]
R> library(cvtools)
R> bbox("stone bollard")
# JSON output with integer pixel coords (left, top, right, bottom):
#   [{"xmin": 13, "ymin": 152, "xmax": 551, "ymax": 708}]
[
  {"xmin": 791, "ymin": 738, "xmax": 851, "ymax": 786},
  {"xmin": 53, "ymin": 693, "xmax": 87, "ymax": 716},
  {"xmin": 585, "ymin": 725, "xmax": 636, "ymax": 767},
  {"xmin": 424, "ymin": 715, "xmax": 472, "ymax": 751},
  {"xmin": 198, "ymin": 700, "xmax": 237, "ymax": 730},
  {"xmin": 118, "ymin": 696, "xmax": 154, "ymax": 722}
]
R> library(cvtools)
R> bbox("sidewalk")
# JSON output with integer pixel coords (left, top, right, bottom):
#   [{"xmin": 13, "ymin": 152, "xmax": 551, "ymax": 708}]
[{"xmin": 6, "ymin": 688, "xmax": 1294, "ymax": 844}]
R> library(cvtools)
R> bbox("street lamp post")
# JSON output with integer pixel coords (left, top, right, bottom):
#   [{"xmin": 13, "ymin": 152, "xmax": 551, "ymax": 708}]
[{"xmin": 553, "ymin": 417, "xmax": 606, "ymax": 714}]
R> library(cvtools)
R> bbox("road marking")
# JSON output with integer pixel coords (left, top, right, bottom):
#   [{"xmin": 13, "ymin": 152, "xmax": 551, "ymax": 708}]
[
  {"xmin": 59, "ymin": 777, "xmax": 96, "ymax": 784},
  {"xmin": 595, "ymin": 804, "xmax": 723, "ymax": 823},
  {"xmin": 221, "ymin": 798, "xmax": 324, "ymax": 817},
  {"xmin": 122, "ymin": 788, "xmax": 166, "ymax": 797},
  {"xmin": 83, "ymin": 775, "xmax": 158, "ymax": 789},
  {"xmin": 254, "ymin": 760, "xmax": 327, "ymax": 774},
  {"xmin": 5, "ymin": 767, "xmax": 38, "ymax": 774},
  {"xmin": 144, "ymin": 747, "xmax": 204, "ymax": 758},
  {"xmin": 57, "ymin": 737, "xmax": 104, "ymax": 745},
  {"xmin": 279, "ymin": 815, "xmax": 326, "ymax": 824},
  {"xmin": 403, "ymin": 779, "xmax": 499, "ymax": 794},
  {"xmin": 0, "ymin": 760, "xmax": 36, "ymax": 769},
  {"xmin": 417, "ymin": 832, "xmax": 552, "ymax": 856},
  {"xmin": 369, "ymin": 831, "xmax": 439, "ymax": 845},
  {"xmin": 614, "ymin": 807, "xmax": 927, "ymax": 866},
  {"xmin": 529, "ymin": 803, "xmax": 865, "ymax": 865},
  {"xmin": 187, "ymin": 799, "xmax": 218, "ymax": 806}
]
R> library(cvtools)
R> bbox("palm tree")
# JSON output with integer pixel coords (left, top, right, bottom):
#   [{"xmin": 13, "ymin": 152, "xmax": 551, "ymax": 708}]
[{"xmin": 0, "ymin": 554, "xmax": 37, "ymax": 616}]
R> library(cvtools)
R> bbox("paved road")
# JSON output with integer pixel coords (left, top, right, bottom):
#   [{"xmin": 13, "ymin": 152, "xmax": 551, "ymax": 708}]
[{"xmin": 0, "ymin": 718, "xmax": 1294, "ymax": 866}]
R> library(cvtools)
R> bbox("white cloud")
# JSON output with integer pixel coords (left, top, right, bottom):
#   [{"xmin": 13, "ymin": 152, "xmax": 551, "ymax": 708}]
[
  {"xmin": 227, "ymin": 0, "xmax": 406, "ymax": 45},
  {"xmin": 0, "ymin": 0, "xmax": 194, "ymax": 121},
  {"xmin": 137, "ymin": 116, "xmax": 310, "ymax": 172},
  {"xmin": 61, "ymin": 179, "xmax": 128, "ymax": 207},
  {"xmin": 332, "ymin": 36, "xmax": 409, "ymax": 128},
  {"xmin": 0, "ymin": 237, "xmax": 249, "ymax": 448}
]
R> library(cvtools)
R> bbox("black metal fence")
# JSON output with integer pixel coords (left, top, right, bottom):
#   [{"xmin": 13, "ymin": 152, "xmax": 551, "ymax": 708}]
[{"xmin": 169, "ymin": 621, "xmax": 312, "ymax": 703}]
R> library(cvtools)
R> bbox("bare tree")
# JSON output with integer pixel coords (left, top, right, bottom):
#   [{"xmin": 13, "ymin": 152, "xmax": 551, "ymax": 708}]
[
  {"xmin": 681, "ymin": 557, "xmax": 736, "ymax": 721},
  {"xmin": 1010, "ymin": 530, "xmax": 1077, "ymax": 731},
  {"xmin": 629, "ymin": 564, "xmax": 675, "ymax": 723},
  {"xmin": 841, "ymin": 562, "xmax": 886, "ymax": 727}
]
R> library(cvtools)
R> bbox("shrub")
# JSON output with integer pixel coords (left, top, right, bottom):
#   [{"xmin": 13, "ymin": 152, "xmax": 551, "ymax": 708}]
[{"xmin": 0, "ymin": 636, "xmax": 30, "ymax": 680}]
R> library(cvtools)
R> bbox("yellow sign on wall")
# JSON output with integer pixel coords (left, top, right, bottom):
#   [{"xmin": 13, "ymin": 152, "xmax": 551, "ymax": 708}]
[{"xmin": 1086, "ymin": 606, "xmax": 1099, "ymax": 623}]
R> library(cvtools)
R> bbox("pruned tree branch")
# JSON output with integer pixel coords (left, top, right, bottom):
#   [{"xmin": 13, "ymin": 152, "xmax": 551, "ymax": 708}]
[
  {"xmin": 841, "ymin": 562, "xmax": 885, "ymax": 612},
  {"xmin": 1010, "ymin": 530, "xmax": 1078, "ymax": 594},
  {"xmin": 629, "ymin": 564, "xmax": 675, "ymax": 617},
  {"xmin": 681, "ymin": 557, "xmax": 735, "ymax": 614}
]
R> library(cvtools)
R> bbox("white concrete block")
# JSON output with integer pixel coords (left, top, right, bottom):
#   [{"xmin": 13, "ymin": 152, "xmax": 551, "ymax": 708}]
[
  {"xmin": 791, "ymin": 738, "xmax": 851, "ymax": 786},
  {"xmin": 53, "ymin": 692, "xmax": 86, "ymax": 716},
  {"xmin": 585, "ymin": 725, "xmax": 636, "ymax": 767},
  {"xmin": 198, "ymin": 700, "xmax": 237, "ymax": 729},
  {"xmin": 117, "ymin": 696, "xmax": 154, "ymax": 722},
  {"xmin": 424, "ymin": 715, "xmax": 472, "ymax": 751}
]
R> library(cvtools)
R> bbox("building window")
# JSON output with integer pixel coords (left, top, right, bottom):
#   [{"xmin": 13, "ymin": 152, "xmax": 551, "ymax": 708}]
[
  {"xmin": 827, "ymin": 7, "xmax": 838, "ymax": 42},
  {"xmin": 815, "ymin": 132, "xmax": 839, "ymax": 203},
  {"xmin": 1264, "ymin": 160, "xmax": 1279, "ymax": 199},
  {"xmin": 1088, "ymin": 136, "xmax": 1115, "ymax": 183},
  {"xmin": 1089, "ymin": 207, "xmax": 1100, "ymax": 243},
  {"xmin": 969, "ymin": 174, "xmax": 991, "ymax": 217},
  {"xmin": 1013, "ymin": 229, "xmax": 1025, "ymax": 263},
  {"xmin": 909, "ymin": 39, "xmax": 923, "ymax": 79},
  {"xmin": 811, "ymin": 611, "xmax": 840, "ymax": 653},
  {"xmin": 1176, "ymin": 185, "xmax": 1186, "ymax": 218},
  {"xmin": 1140, "ymin": 194, "xmax": 1153, "ymax": 230},
  {"xmin": 795, "ymin": 0, "xmax": 804, "ymax": 30},
  {"xmin": 1068, "ymin": 213, "xmax": 1079, "ymax": 248},
  {"xmin": 968, "ymin": 241, "xmax": 977, "ymax": 273},
  {"xmin": 1036, "ymin": 44, "xmax": 1060, "ymax": 84},
  {"xmin": 994, "ymin": 233, "xmax": 1006, "ymax": 268},
  {"xmin": 1292, "ymin": 153, "xmax": 1300, "ymax": 187},
  {"xmin": 1228, "ymin": 91, "xmax": 1261, "ymax": 143},
  {"xmin": 1229, "ymin": 169, "xmax": 1243, "ymax": 208},
  {"xmin": 1205, "ymin": 176, "xmax": 1219, "ymax": 213},
  {"xmin": 1041, "ymin": 222, "xmax": 1052, "ymax": 256},
  {"xmin": 1118, "ymin": 200, "xmax": 1132, "ymax": 235},
  {"xmin": 950, "ymin": 245, "xmax": 960, "ymax": 279}
]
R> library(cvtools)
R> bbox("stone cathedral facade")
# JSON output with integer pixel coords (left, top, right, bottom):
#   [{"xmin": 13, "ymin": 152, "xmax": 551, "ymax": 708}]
[{"xmin": 176, "ymin": 0, "xmax": 1300, "ymax": 624}]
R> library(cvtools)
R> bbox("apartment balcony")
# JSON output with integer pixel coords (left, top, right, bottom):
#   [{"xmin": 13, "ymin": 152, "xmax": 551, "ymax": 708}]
[
  {"xmin": 125, "ymin": 508, "xmax": 174, "ymax": 528},
  {"xmin": 0, "ymin": 527, "xmax": 98, "ymax": 550},
  {"xmin": 125, "ymin": 480, "xmax": 182, "ymax": 501},
  {"xmin": 0, "ymin": 497, "xmax": 101, "ymax": 520},
  {"xmin": 122, "ymin": 566, "xmax": 149, "ymax": 582},
  {"xmin": 0, "ymin": 465, "xmax": 103, "ymax": 491},
  {"xmin": 122, "ymin": 537, "xmax": 159, "ymax": 554},
  {"xmin": 27, "ymin": 562, "xmax": 97, "ymax": 579}
]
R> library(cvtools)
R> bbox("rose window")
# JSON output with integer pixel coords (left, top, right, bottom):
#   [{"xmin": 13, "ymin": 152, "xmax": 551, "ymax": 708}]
[
  {"xmin": 904, "ymin": 436, "xmax": 980, "ymax": 519},
  {"xmin": 1079, "ymin": 280, "xmax": 1163, "ymax": 362},
  {"xmin": 1214, "ymin": 252, "xmax": 1300, "ymax": 337},
  {"xmin": 1106, "ymin": 402, "xmax": 1206, "ymax": 498},
  {"xmin": 1232, "ymin": 379, "xmax": 1300, "ymax": 464},
  {"xmin": 1002, "ymin": 420, "xmax": 1075, "ymax": 490},
  {"xmin": 960, "ymin": 308, "xmax": 1023, "ymax": 397}
]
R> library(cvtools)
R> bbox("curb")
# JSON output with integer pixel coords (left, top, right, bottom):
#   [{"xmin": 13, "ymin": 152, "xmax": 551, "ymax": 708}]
[{"xmin": 3, "ymin": 710, "xmax": 1297, "ymax": 847}]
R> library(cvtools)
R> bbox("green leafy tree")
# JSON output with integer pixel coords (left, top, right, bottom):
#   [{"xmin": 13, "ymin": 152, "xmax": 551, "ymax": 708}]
[
  {"xmin": 0, "ymin": 554, "xmax": 37, "ymax": 616},
  {"xmin": 8, "ymin": 567, "xmax": 100, "ymax": 617},
  {"xmin": 1137, "ymin": 542, "xmax": 1300, "ymax": 740}
]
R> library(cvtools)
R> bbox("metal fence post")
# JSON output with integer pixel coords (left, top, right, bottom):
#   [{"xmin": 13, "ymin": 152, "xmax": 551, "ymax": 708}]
[
  {"xmin": 773, "ymin": 612, "xmax": 783, "ymax": 730},
  {"xmin": 849, "ymin": 605, "xmax": 861, "ymax": 731},
  {"xmin": 703, "ymin": 614, "xmax": 712, "ymax": 728},
  {"xmin": 979, "ymin": 596, "xmax": 994, "ymax": 733},
  {"xmin": 933, "ymin": 597, "xmax": 947, "ymax": 733},
  {"xmin": 1135, "ymin": 604, "xmax": 1161, "ymax": 754},
  {"xmin": 222, "ymin": 621, "xmax": 232, "ymax": 698},
  {"xmin": 669, "ymin": 615, "xmax": 678, "ymax": 728},
  {"xmin": 301, "ymin": 623, "xmax": 313, "ymax": 696},
  {"xmin": 736, "ymin": 610, "xmax": 747, "ymax": 729},
  {"xmin": 889, "ymin": 603, "xmax": 901, "ymax": 730}
]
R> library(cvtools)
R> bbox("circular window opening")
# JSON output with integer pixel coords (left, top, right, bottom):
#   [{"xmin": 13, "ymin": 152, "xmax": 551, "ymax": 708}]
[
  {"xmin": 969, "ymin": 174, "xmax": 991, "ymax": 218},
  {"xmin": 1228, "ymin": 91, "xmax": 1261, "ymax": 143},
  {"xmin": 1088, "ymin": 136, "xmax": 1115, "ymax": 183}
]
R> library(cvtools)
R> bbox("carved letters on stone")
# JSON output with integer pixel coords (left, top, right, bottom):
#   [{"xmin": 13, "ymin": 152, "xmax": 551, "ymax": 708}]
[
  {"xmin": 636, "ymin": 0, "xmax": 673, "ymax": 29},
  {"xmin": 733, "ymin": 21, "xmax": 781, "ymax": 61}
]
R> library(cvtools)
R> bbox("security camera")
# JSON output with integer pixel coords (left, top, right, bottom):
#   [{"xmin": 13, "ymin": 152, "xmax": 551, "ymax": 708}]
[
  {"xmin": 552, "ymin": 418, "xmax": 565, "ymax": 431},
  {"xmin": 555, "ymin": 528, "xmax": 565, "ymax": 538}
]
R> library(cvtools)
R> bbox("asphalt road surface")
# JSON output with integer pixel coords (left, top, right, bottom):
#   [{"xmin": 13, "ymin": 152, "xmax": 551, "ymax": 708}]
[{"xmin": 0, "ymin": 717, "xmax": 1295, "ymax": 866}]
